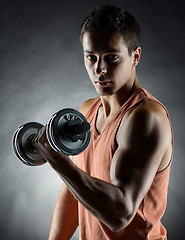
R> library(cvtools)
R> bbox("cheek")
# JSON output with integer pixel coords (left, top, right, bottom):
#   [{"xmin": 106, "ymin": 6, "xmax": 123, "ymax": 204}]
[
  {"xmin": 112, "ymin": 64, "xmax": 126, "ymax": 77},
  {"xmin": 85, "ymin": 62, "xmax": 94, "ymax": 77},
  {"xmin": 118, "ymin": 60, "xmax": 132, "ymax": 75},
  {"xmin": 111, "ymin": 63, "xmax": 132, "ymax": 83}
]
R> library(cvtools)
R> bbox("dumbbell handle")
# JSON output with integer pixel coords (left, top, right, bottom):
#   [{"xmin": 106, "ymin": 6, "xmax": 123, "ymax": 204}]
[{"xmin": 64, "ymin": 121, "xmax": 91, "ymax": 142}]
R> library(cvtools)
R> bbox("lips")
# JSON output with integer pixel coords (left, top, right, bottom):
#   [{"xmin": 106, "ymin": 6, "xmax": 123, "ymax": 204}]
[
  {"xmin": 95, "ymin": 80, "xmax": 112, "ymax": 86},
  {"xmin": 95, "ymin": 76, "xmax": 112, "ymax": 85}
]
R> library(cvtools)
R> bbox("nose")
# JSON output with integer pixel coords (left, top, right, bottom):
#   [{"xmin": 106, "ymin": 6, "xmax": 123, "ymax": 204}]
[{"xmin": 95, "ymin": 59, "xmax": 107, "ymax": 75}]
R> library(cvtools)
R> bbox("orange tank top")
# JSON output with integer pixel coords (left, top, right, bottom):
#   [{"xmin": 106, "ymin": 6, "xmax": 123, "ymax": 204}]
[{"xmin": 77, "ymin": 88, "xmax": 173, "ymax": 240}]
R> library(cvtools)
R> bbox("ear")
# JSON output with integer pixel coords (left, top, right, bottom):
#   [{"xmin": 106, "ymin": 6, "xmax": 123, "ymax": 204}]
[{"xmin": 133, "ymin": 47, "xmax": 141, "ymax": 67}]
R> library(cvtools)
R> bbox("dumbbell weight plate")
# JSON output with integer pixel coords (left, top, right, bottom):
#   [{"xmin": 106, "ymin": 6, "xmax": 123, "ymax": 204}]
[
  {"xmin": 46, "ymin": 108, "xmax": 91, "ymax": 155},
  {"xmin": 12, "ymin": 122, "xmax": 47, "ymax": 166}
]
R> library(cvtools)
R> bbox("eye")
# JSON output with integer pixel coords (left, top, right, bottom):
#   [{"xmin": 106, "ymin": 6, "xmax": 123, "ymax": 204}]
[
  {"xmin": 87, "ymin": 55, "xmax": 97, "ymax": 61},
  {"xmin": 106, "ymin": 54, "xmax": 119, "ymax": 61}
]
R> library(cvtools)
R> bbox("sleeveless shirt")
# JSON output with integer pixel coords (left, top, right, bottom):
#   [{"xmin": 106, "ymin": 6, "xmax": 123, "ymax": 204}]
[{"xmin": 77, "ymin": 88, "xmax": 173, "ymax": 240}]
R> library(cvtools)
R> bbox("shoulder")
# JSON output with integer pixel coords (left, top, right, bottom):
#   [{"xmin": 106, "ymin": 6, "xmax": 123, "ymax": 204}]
[
  {"xmin": 117, "ymin": 99, "xmax": 171, "ymax": 149},
  {"xmin": 125, "ymin": 99, "xmax": 169, "ymax": 127},
  {"xmin": 79, "ymin": 98, "xmax": 99, "ymax": 115}
]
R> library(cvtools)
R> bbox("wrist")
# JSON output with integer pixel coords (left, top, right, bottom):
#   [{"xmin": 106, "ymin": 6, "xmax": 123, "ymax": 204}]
[{"xmin": 48, "ymin": 154, "xmax": 74, "ymax": 177}]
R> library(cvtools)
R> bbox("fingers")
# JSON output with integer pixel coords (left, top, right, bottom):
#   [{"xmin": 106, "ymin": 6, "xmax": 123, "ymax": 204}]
[
  {"xmin": 34, "ymin": 126, "xmax": 46, "ymax": 145},
  {"xmin": 33, "ymin": 126, "xmax": 48, "ymax": 153},
  {"xmin": 33, "ymin": 125, "xmax": 60, "ymax": 163}
]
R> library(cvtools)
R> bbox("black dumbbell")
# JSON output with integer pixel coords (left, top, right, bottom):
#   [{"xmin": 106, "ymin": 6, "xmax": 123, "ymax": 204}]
[{"xmin": 12, "ymin": 108, "xmax": 91, "ymax": 166}]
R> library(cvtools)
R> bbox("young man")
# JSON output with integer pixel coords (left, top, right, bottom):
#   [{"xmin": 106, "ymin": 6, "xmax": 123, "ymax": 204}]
[{"xmin": 34, "ymin": 5, "xmax": 173, "ymax": 240}]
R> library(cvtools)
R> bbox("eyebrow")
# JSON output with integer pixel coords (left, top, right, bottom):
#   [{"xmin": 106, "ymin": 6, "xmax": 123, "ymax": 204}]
[{"xmin": 84, "ymin": 49, "xmax": 121, "ymax": 54}]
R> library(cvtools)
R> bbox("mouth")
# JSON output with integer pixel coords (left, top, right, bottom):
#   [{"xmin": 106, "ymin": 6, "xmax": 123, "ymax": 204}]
[{"xmin": 95, "ymin": 78, "xmax": 112, "ymax": 86}]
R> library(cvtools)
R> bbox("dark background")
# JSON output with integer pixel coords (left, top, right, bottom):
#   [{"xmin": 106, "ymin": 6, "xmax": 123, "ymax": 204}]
[{"xmin": 1, "ymin": 0, "xmax": 184, "ymax": 239}]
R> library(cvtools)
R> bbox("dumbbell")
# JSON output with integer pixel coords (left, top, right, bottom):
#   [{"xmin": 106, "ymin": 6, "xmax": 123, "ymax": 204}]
[{"xmin": 12, "ymin": 108, "xmax": 91, "ymax": 166}]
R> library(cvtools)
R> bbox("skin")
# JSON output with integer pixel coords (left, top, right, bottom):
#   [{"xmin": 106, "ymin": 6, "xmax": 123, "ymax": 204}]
[{"xmin": 33, "ymin": 32, "xmax": 172, "ymax": 239}]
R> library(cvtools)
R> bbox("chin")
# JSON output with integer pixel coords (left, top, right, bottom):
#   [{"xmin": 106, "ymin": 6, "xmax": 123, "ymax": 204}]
[{"xmin": 97, "ymin": 89, "xmax": 115, "ymax": 96}]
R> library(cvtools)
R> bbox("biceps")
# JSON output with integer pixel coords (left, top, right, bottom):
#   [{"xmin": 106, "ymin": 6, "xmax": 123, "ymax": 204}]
[{"xmin": 110, "ymin": 147, "xmax": 161, "ymax": 208}]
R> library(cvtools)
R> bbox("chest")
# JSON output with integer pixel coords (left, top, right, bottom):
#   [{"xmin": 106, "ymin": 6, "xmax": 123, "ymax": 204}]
[
  {"xmin": 95, "ymin": 116, "xmax": 111, "ymax": 135},
  {"xmin": 95, "ymin": 107, "xmax": 116, "ymax": 135}
]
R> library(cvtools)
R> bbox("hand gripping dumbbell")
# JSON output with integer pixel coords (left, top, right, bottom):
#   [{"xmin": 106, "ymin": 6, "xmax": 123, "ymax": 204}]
[{"xmin": 12, "ymin": 108, "xmax": 91, "ymax": 166}]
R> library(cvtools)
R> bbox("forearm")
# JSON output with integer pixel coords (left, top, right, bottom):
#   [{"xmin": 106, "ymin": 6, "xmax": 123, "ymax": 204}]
[
  {"xmin": 49, "ymin": 156, "xmax": 131, "ymax": 232},
  {"xmin": 49, "ymin": 183, "xmax": 78, "ymax": 240}
]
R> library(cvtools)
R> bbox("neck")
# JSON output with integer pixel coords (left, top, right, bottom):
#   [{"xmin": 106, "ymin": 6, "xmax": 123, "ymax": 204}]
[{"xmin": 100, "ymin": 77, "xmax": 141, "ymax": 118}]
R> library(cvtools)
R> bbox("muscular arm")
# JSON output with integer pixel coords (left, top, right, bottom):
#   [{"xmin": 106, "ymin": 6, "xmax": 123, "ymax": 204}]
[{"xmin": 36, "ymin": 100, "xmax": 171, "ymax": 232}]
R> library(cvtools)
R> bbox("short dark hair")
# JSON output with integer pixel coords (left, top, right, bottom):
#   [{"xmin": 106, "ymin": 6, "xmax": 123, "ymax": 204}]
[{"xmin": 80, "ymin": 5, "xmax": 141, "ymax": 56}]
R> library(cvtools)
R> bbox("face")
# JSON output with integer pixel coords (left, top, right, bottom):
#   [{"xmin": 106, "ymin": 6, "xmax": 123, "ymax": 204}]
[{"xmin": 82, "ymin": 32, "xmax": 140, "ymax": 96}]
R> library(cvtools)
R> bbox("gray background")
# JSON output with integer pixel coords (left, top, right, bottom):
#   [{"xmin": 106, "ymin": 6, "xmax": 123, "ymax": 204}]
[{"xmin": 1, "ymin": 0, "xmax": 184, "ymax": 239}]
